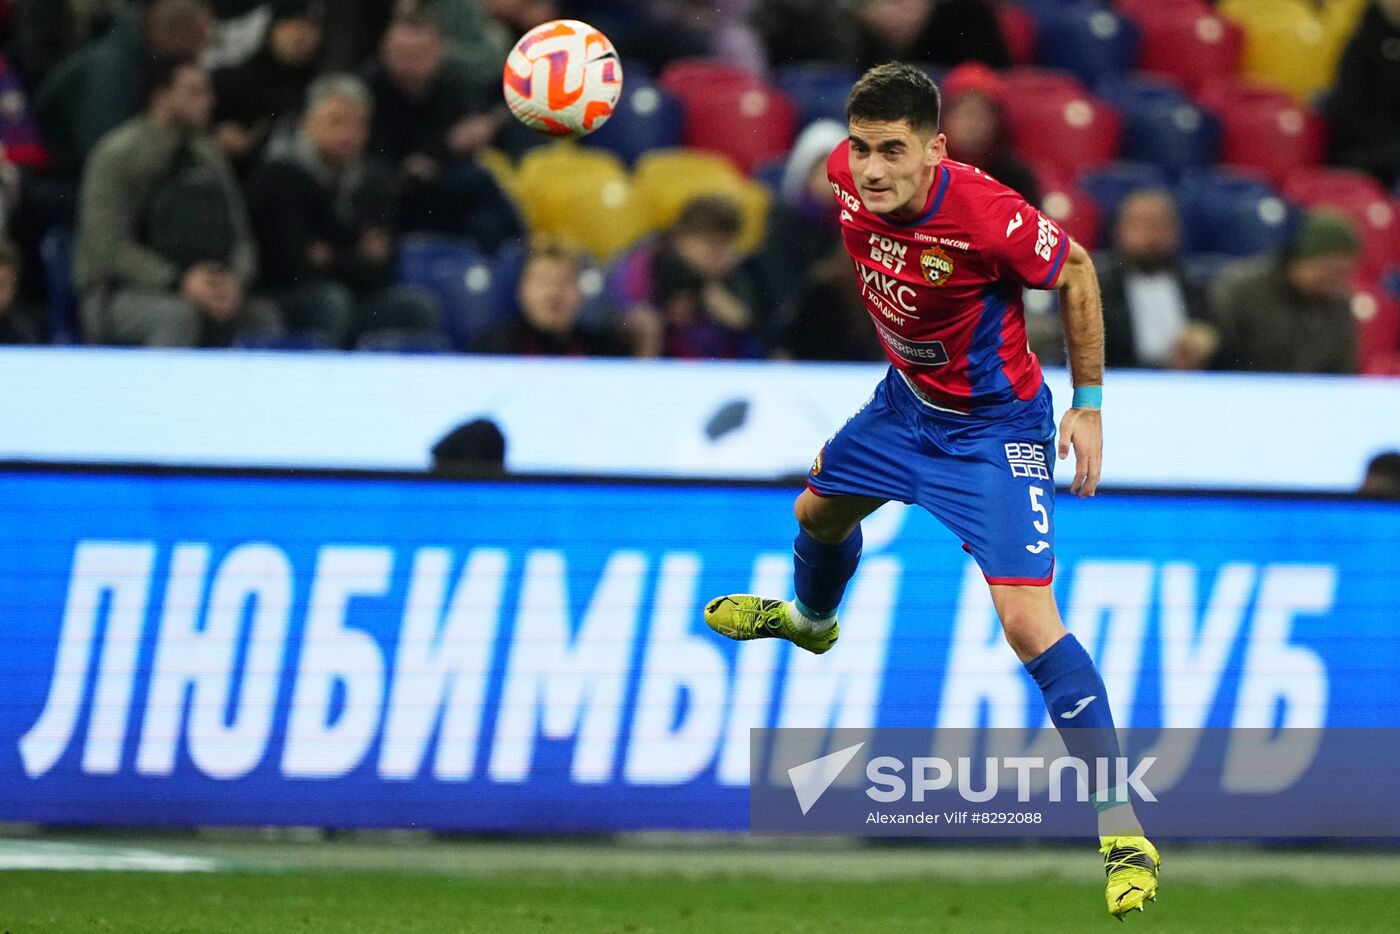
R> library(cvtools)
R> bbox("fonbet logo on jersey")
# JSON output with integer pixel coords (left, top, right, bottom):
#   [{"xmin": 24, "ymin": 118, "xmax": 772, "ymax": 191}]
[{"xmin": 1034, "ymin": 217, "xmax": 1060, "ymax": 262}]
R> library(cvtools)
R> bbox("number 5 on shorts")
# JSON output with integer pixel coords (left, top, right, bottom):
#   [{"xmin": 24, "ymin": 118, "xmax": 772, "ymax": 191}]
[{"xmin": 1029, "ymin": 486, "xmax": 1050, "ymax": 533}]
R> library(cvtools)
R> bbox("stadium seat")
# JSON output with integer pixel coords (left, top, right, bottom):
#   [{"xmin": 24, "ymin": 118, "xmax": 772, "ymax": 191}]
[
  {"xmin": 513, "ymin": 143, "xmax": 629, "ymax": 232},
  {"xmin": 231, "ymin": 332, "xmax": 332, "ymax": 352},
  {"xmin": 1039, "ymin": 179, "xmax": 1102, "ymax": 251},
  {"xmin": 1076, "ymin": 161, "xmax": 1171, "ymax": 241},
  {"xmin": 476, "ymin": 147, "xmax": 517, "ymax": 199},
  {"xmin": 1175, "ymin": 169, "xmax": 1297, "ymax": 255},
  {"xmin": 550, "ymin": 178, "xmax": 651, "ymax": 261},
  {"xmin": 1000, "ymin": 72, "xmax": 1122, "ymax": 178},
  {"xmin": 678, "ymin": 81, "xmax": 798, "ymax": 174},
  {"xmin": 1353, "ymin": 284, "xmax": 1400, "ymax": 376},
  {"xmin": 353, "ymin": 329, "xmax": 455, "ymax": 354},
  {"xmin": 997, "ymin": 2, "xmax": 1038, "ymax": 65},
  {"xmin": 1282, "ymin": 169, "xmax": 1400, "ymax": 280},
  {"xmin": 580, "ymin": 78, "xmax": 684, "ymax": 164},
  {"xmin": 1095, "ymin": 77, "xmax": 1219, "ymax": 176},
  {"xmin": 39, "ymin": 228, "xmax": 78, "ymax": 344},
  {"xmin": 658, "ymin": 58, "xmax": 761, "ymax": 98},
  {"xmin": 773, "ymin": 64, "xmax": 859, "ymax": 129},
  {"xmin": 1117, "ymin": 0, "xmax": 1243, "ymax": 96},
  {"xmin": 1030, "ymin": 1, "xmax": 1138, "ymax": 85},
  {"xmin": 397, "ymin": 236, "xmax": 501, "ymax": 351},
  {"xmin": 1218, "ymin": 0, "xmax": 1337, "ymax": 104},
  {"xmin": 1198, "ymin": 79, "xmax": 1325, "ymax": 187},
  {"xmin": 633, "ymin": 149, "xmax": 770, "ymax": 253}
]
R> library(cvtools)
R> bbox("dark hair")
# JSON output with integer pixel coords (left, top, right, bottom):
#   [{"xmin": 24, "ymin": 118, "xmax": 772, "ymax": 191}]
[
  {"xmin": 432, "ymin": 418, "xmax": 507, "ymax": 475},
  {"xmin": 672, "ymin": 194, "xmax": 743, "ymax": 239},
  {"xmin": 142, "ymin": 55, "xmax": 200, "ymax": 106},
  {"xmin": 846, "ymin": 62, "xmax": 941, "ymax": 133},
  {"xmin": 1367, "ymin": 451, "xmax": 1400, "ymax": 482}
]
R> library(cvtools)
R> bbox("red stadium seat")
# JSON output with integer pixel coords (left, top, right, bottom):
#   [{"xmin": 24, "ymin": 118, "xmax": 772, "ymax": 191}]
[
  {"xmin": 659, "ymin": 59, "xmax": 760, "ymax": 99},
  {"xmin": 1000, "ymin": 71, "xmax": 1122, "ymax": 178},
  {"xmin": 997, "ymin": 3, "xmax": 1038, "ymax": 66},
  {"xmin": 677, "ymin": 81, "xmax": 798, "ymax": 174},
  {"xmin": 1198, "ymin": 79, "xmax": 1324, "ymax": 187},
  {"xmin": 1353, "ymin": 284, "xmax": 1400, "ymax": 376},
  {"xmin": 1283, "ymin": 169, "xmax": 1400, "ymax": 280},
  {"xmin": 1037, "ymin": 176, "xmax": 1102, "ymax": 251},
  {"xmin": 1119, "ymin": 0, "xmax": 1244, "ymax": 96}
]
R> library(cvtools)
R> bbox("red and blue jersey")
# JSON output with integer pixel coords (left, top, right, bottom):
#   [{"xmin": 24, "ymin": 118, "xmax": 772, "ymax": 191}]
[{"xmin": 827, "ymin": 142, "xmax": 1069, "ymax": 411}]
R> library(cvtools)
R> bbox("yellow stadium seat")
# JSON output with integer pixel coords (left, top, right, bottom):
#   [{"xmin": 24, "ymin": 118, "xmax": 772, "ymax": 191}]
[
  {"xmin": 476, "ymin": 147, "xmax": 517, "ymax": 198},
  {"xmin": 513, "ymin": 142, "xmax": 630, "ymax": 230},
  {"xmin": 631, "ymin": 148, "xmax": 768, "ymax": 253},
  {"xmin": 1321, "ymin": 0, "xmax": 1369, "ymax": 62},
  {"xmin": 1219, "ymin": 0, "xmax": 1337, "ymax": 103},
  {"xmin": 540, "ymin": 178, "xmax": 651, "ymax": 261}
]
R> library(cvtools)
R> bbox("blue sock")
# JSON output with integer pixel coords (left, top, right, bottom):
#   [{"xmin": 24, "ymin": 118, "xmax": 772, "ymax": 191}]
[
  {"xmin": 1025, "ymin": 634, "xmax": 1125, "ymax": 804},
  {"xmin": 792, "ymin": 526, "xmax": 862, "ymax": 619}
]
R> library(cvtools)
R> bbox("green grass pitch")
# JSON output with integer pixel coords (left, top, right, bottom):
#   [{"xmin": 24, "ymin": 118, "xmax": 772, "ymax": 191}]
[{"xmin": 1, "ymin": 836, "xmax": 1397, "ymax": 933}]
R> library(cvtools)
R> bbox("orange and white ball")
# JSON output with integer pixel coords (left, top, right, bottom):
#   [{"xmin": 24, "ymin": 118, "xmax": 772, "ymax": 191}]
[{"xmin": 503, "ymin": 19, "xmax": 623, "ymax": 138}]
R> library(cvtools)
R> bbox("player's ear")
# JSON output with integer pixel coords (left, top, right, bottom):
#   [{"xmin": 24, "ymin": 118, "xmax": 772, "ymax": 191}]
[{"xmin": 926, "ymin": 132, "xmax": 947, "ymax": 165}]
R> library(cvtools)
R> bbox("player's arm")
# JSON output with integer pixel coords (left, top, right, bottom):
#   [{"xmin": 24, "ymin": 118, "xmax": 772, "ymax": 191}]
[{"xmin": 1051, "ymin": 240, "xmax": 1103, "ymax": 498}]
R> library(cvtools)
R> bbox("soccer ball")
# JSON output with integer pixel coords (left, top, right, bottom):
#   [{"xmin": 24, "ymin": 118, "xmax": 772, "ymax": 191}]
[{"xmin": 502, "ymin": 19, "xmax": 623, "ymax": 138}]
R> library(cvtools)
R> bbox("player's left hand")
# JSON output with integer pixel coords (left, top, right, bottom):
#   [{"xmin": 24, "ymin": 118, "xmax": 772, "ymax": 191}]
[{"xmin": 1058, "ymin": 407, "xmax": 1102, "ymax": 498}]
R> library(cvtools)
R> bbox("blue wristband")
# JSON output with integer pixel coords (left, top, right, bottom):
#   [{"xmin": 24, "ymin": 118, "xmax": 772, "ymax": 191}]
[{"xmin": 1072, "ymin": 385, "xmax": 1103, "ymax": 409}]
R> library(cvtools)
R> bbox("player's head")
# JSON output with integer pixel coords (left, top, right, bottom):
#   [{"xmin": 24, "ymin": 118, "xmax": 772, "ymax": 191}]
[
  {"xmin": 517, "ymin": 238, "xmax": 584, "ymax": 336},
  {"xmin": 1361, "ymin": 451, "xmax": 1400, "ymax": 499},
  {"xmin": 845, "ymin": 62, "xmax": 945, "ymax": 217}
]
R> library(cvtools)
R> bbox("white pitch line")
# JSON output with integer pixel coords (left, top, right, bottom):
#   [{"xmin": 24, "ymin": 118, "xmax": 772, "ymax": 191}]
[{"xmin": 0, "ymin": 840, "xmax": 219, "ymax": 873}]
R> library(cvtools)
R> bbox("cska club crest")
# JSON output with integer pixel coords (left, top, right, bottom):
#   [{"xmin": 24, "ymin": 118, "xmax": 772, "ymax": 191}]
[{"xmin": 919, "ymin": 246, "xmax": 954, "ymax": 286}]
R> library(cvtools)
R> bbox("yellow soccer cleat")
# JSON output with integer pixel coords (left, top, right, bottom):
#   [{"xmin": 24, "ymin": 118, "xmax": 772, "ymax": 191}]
[
  {"xmin": 704, "ymin": 595, "xmax": 839, "ymax": 655},
  {"xmin": 1101, "ymin": 835, "xmax": 1161, "ymax": 920}
]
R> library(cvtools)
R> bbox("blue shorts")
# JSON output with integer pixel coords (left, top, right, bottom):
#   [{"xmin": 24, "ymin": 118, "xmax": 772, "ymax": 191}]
[{"xmin": 807, "ymin": 367, "xmax": 1058, "ymax": 585}]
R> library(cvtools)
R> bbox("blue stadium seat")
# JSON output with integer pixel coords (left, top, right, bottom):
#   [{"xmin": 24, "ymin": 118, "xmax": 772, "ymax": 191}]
[
  {"xmin": 1095, "ymin": 77, "xmax": 1219, "ymax": 176},
  {"xmin": 233, "ymin": 331, "xmax": 332, "ymax": 352},
  {"xmin": 397, "ymin": 236, "xmax": 501, "ymax": 351},
  {"xmin": 39, "ymin": 228, "xmax": 78, "ymax": 344},
  {"xmin": 1028, "ymin": 1, "xmax": 1138, "ymax": 85},
  {"xmin": 774, "ymin": 64, "xmax": 858, "ymax": 128},
  {"xmin": 1077, "ymin": 161, "xmax": 1171, "ymax": 241},
  {"xmin": 1175, "ymin": 170, "xmax": 1299, "ymax": 255},
  {"xmin": 354, "ymin": 328, "xmax": 455, "ymax": 354},
  {"xmin": 580, "ymin": 75, "xmax": 683, "ymax": 165}
]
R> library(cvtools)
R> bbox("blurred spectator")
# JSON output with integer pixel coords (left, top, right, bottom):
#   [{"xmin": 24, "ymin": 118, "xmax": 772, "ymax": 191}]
[
  {"xmin": 364, "ymin": 12, "xmax": 522, "ymax": 249},
  {"xmin": 408, "ymin": 0, "xmax": 513, "ymax": 87},
  {"xmin": 35, "ymin": 0, "xmax": 214, "ymax": 176},
  {"xmin": 431, "ymin": 416, "xmax": 507, "ymax": 475},
  {"xmin": 940, "ymin": 63, "xmax": 1038, "ymax": 205},
  {"xmin": 9, "ymin": 0, "xmax": 124, "ymax": 90},
  {"xmin": 615, "ymin": 194, "xmax": 762, "ymax": 359},
  {"xmin": 1329, "ymin": 0, "xmax": 1400, "ymax": 188},
  {"xmin": 1210, "ymin": 211, "xmax": 1361, "ymax": 374},
  {"xmin": 774, "ymin": 249, "xmax": 885, "ymax": 362},
  {"xmin": 1361, "ymin": 451, "xmax": 1400, "ymax": 499},
  {"xmin": 0, "ymin": 237, "xmax": 40, "ymax": 343},
  {"xmin": 212, "ymin": 0, "xmax": 324, "ymax": 174},
  {"xmin": 75, "ymin": 58, "xmax": 281, "ymax": 346},
  {"xmin": 248, "ymin": 73, "xmax": 440, "ymax": 349},
  {"xmin": 853, "ymin": 0, "xmax": 1008, "ymax": 72},
  {"xmin": 479, "ymin": 239, "xmax": 625, "ymax": 356},
  {"xmin": 755, "ymin": 0, "xmax": 1006, "ymax": 73},
  {"xmin": 1099, "ymin": 189, "xmax": 1216, "ymax": 370},
  {"xmin": 758, "ymin": 120, "xmax": 846, "ymax": 335}
]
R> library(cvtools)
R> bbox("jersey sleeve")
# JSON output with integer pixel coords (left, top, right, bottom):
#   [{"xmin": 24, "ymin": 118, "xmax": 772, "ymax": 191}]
[{"xmin": 975, "ymin": 185, "xmax": 1071, "ymax": 290}]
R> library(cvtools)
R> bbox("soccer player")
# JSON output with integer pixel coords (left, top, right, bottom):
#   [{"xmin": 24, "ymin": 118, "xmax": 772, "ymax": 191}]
[{"xmin": 704, "ymin": 63, "xmax": 1160, "ymax": 919}]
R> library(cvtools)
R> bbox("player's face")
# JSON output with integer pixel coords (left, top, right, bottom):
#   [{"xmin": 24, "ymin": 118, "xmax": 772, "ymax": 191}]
[{"xmin": 847, "ymin": 119, "xmax": 944, "ymax": 217}]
